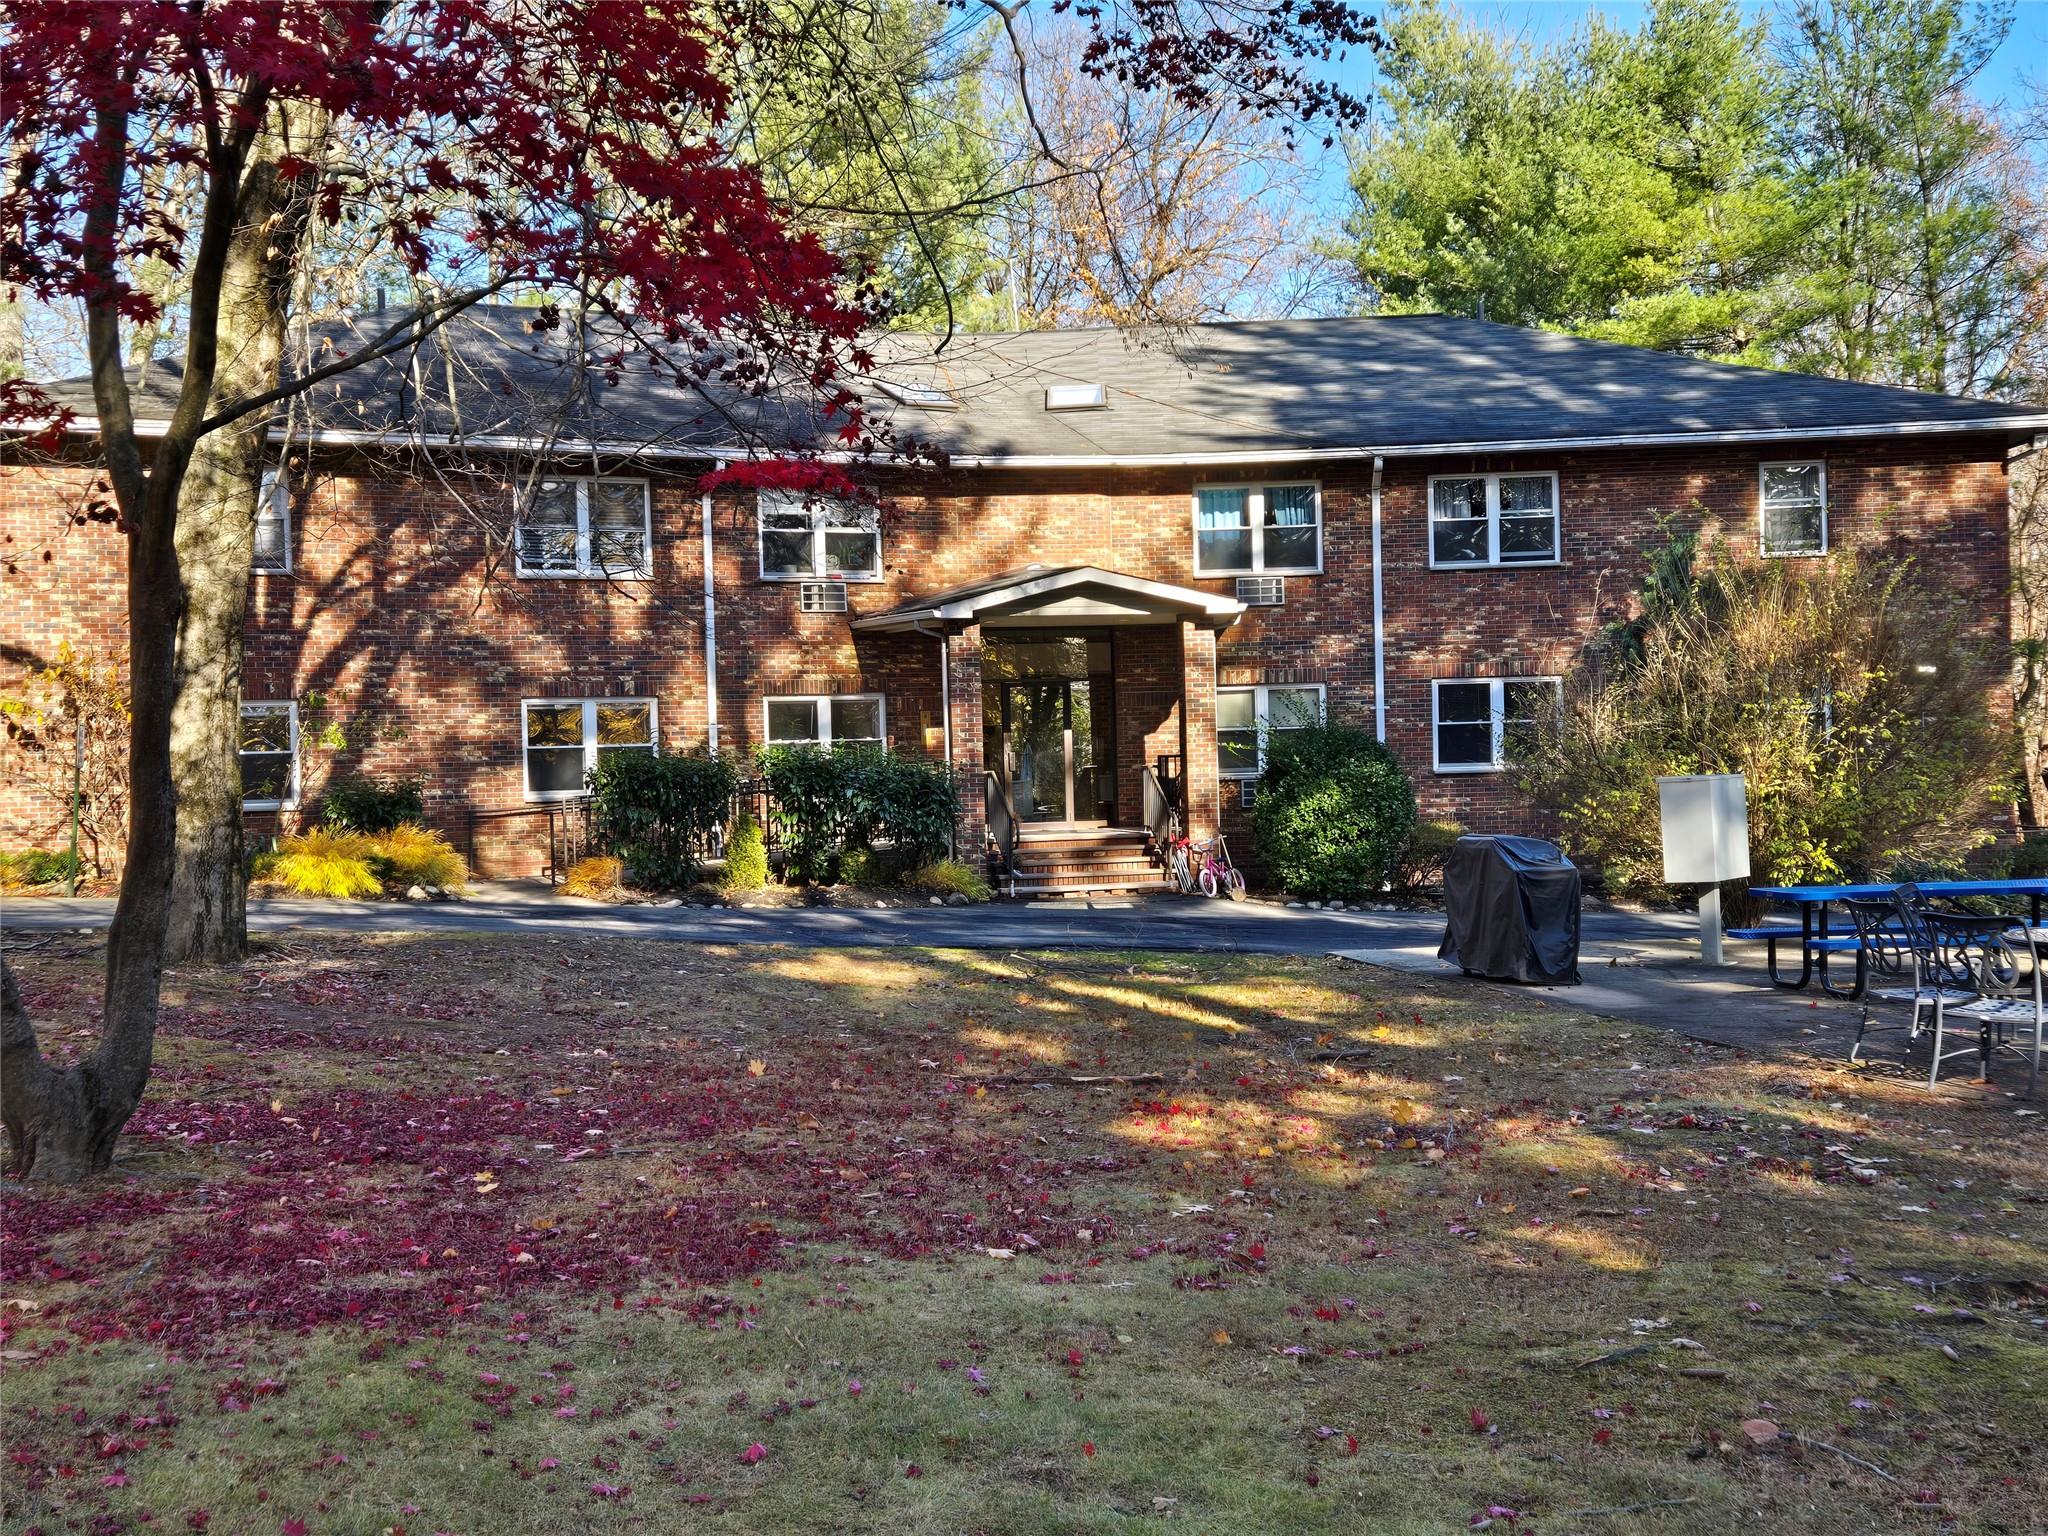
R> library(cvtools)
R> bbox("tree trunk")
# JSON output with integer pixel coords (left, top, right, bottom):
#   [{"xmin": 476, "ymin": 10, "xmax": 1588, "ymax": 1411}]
[{"xmin": 165, "ymin": 102, "xmax": 331, "ymax": 965}]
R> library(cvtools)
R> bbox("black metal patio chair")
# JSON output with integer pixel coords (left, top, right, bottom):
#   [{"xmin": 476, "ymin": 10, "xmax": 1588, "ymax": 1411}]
[{"xmin": 1863, "ymin": 885, "xmax": 2039, "ymax": 1088}]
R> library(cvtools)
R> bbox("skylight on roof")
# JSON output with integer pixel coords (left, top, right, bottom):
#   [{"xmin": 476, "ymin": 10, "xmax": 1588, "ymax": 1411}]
[
  {"xmin": 875, "ymin": 378, "xmax": 958, "ymax": 410},
  {"xmin": 1044, "ymin": 382, "xmax": 1107, "ymax": 411}
]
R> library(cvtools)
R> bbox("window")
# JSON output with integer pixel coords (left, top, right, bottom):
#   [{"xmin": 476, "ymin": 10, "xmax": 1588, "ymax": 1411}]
[
  {"xmin": 1760, "ymin": 461, "xmax": 1826, "ymax": 555},
  {"xmin": 758, "ymin": 492, "xmax": 881, "ymax": 582},
  {"xmin": 253, "ymin": 469, "xmax": 290, "ymax": 573},
  {"xmin": 239, "ymin": 702, "xmax": 298, "ymax": 809},
  {"xmin": 764, "ymin": 694, "xmax": 886, "ymax": 749},
  {"xmin": 1216, "ymin": 684, "xmax": 1325, "ymax": 777},
  {"xmin": 1428, "ymin": 472, "xmax": 1559, "ymax": 568},
  {"xmin": 515, "ymin": 476, "xmax": 651, "ymax": 578},
  {"xmin": 1431, "ymin": 677, "xmax": 1561, "ymax": 773},
  {"xmin": 1193, "ymin": 482, "xmax": 1322, "ymax": 575},
  {"xmin": 521, "ymin": 698, "xmax": 657, "ymax": 799}
]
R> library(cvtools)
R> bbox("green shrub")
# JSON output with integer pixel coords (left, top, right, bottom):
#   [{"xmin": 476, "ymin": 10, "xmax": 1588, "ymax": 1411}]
[
  {"xmin": 588, "ymin": 749, "xmax": 740, "ymax": 888},
  {"xmin": 366, "ymin": 823, "xmax": 468, "ymax": 889},
  {"xmin": 1518, "ymin": 536, "xmax": 2007, "ymax": 892},
  {"xmin": 267, "ymin": 829, "xmax": 382, "ymax": 898},
  {"xmin": 1391, "ymin": 819, "xmax": 1464, "ymax": 892},
  {"xmin": 901, "ymin": 858, "xmax": 990, "ymax": 902},
  {"xmin": 2006, "ymin": 837, "xmax": 2048, "ymax": 880},
  {"xmin": 1252, "ymin": 722, "xmax": 1417, "ymax": 901},
  {"xmin": 0, "ymin": 848, "xmax": 81, "ymax": 889},
  {"xmin": 321, "ymin": 774, "xmax": 425, "ymax": 834},
  {"xmin": 722, "ymin": 811, "xmax": 769, "ymax": 892},
  {"xmin": 759, "ymin": 746, "xmax": 958, "ymax": 883}
]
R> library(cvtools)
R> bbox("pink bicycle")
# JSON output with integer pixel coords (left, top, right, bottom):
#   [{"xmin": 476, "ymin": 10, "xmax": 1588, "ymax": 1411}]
[{"xmin": 1193, "ymin": 833, "xmax": 1246, "ymax": 900}]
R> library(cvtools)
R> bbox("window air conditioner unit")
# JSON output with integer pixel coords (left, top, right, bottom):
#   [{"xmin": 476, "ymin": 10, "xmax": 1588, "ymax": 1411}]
[
  {"xmin": 1238, "ymin": 781, "xmax": 1259, "ymax": 808},
  {"xmin": 1236, "ymin": 575, "xmax": 1285, "ymax": 606},
  {"xmin": 799, "ymin": 581, "xmax": 848, "ymax": 614}
]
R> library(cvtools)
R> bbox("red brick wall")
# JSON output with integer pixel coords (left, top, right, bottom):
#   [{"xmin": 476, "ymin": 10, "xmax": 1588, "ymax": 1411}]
[{"xmin": 2, "ymin": 433, "xmax": 2016, "ymax": 876}]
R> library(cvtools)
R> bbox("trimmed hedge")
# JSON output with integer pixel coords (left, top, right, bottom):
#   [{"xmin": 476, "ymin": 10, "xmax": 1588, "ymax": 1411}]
[
  {"xmin": 322, "ymin": 774, "xmax": 425, "ymax": 834},
  {"xmin": 588, "ymin": 749, "xmax": 740, "ymax": 889},
  {"xmin": 758, "ymin": 746, "xmax": 957, "ymax": 883},
  {"xmin": 1251, "ymin": 722, "xmax": 1417, "ymax": 901}
]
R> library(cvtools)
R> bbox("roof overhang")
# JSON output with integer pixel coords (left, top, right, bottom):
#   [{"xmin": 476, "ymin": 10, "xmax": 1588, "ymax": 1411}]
[{"xmin": 850, "ymin": 565, "xmax": 1246, "ymax": 634}]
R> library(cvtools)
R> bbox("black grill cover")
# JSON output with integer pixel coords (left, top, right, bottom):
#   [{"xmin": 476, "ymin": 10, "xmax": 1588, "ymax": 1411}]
[{"xmin": 1437, "ymin": 835, "xmax": 1582, "ymax": 985}]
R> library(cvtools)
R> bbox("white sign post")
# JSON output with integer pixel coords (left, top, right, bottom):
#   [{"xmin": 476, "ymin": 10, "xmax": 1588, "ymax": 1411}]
[{"xmin": 1657, "ymin": 773, "xmax": 1750, "ymax": 965}]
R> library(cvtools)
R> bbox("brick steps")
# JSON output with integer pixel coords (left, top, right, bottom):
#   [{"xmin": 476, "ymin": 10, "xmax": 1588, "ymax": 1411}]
[{"xmin": 997, "ymin": 825, "xmax": 1173, "ymax": 898}]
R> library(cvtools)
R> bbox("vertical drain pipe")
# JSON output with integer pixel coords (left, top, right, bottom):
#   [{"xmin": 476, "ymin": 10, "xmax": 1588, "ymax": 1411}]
[
  {"xmin": 1371, "ymin": 454, "xmax": 1387, "ymax": 743},
  {"xmin": 702, "ymin": 463, "xmax": 724, "ymax": 752},
  {"xmin": 914, "ymin": 619, "xmax": 955, "ymax": 859}
]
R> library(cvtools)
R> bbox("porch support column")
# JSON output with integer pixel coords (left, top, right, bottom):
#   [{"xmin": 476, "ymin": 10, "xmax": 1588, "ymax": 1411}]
[
  {"xmin": 946, "ymin": 623, "xmax": 986, "ymax": 859},
  {"xmin": 1180, "ymin": 620, "xmax": 1220, "ymax": 840}
]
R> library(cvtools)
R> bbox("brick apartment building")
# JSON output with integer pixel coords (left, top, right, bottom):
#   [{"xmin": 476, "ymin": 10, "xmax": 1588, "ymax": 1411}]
[{"xmin": 4, "ymin": 310, "xmax": 2043, "ymax": 890}]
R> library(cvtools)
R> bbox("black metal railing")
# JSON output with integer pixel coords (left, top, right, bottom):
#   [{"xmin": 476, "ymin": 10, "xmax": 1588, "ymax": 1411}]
[{"xmin": 465, "ymin": 801, "xmax": 593, "ymax": 885}]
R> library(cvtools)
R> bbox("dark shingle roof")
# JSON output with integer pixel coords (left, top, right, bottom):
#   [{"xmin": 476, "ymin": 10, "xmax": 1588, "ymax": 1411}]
[{"xmin": 46, "ymin": 307, "xmax": 2048, "ymax": 464}]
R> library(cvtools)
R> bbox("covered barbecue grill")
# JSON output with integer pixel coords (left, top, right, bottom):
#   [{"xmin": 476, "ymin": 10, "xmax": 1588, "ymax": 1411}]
[{"xmin": 1437, "ymin": 835, "xmax": 1582, "ymax": 985}]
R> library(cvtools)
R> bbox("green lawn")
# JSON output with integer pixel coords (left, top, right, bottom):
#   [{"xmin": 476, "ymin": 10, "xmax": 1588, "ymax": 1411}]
[{"xmin": 2, "ymin": 934, "xmax": 2042, "ymax": 1534}]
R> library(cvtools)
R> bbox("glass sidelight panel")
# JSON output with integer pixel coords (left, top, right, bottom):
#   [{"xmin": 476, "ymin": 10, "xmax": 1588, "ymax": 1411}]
[{"xmin": 1009, "ymin": 682, "xmax": 1069, "ymax": 821}]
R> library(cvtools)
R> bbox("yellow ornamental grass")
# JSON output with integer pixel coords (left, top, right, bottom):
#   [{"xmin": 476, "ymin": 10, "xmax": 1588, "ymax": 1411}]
[
  {"xmin": 268, "ymin": 829, "xmax": 383, "ymax": 899},
  {"xmin": 560, "ymin": 855, "xmax": 625, "ymax": 899},
  {"xmin": 367, "ymin": 823, "xmax": 469, "ymax": 890}
]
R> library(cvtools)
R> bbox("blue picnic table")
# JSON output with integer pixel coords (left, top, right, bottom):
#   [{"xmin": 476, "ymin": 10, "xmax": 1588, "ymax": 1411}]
[{"xmin": 1742, "ymin": 879, "xmax": 2048, "ymax": 999}]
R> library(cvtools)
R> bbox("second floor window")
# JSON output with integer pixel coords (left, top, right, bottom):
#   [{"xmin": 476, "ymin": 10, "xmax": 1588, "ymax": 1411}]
[
  {"xmin": 1193, "ymin": 483, "xmax": 1321, "ymax": 575},
  {"xmin": 253, "ymin": 469, "xmax": 291, "ymax": 573},
  {"xmin": 759, "ymin": 492, "xmax": 881, "ymax": 581},
  {"xmin": 1429, "ymin": 472, "xmax": 1559, "ymax": 568},
  {"xmin": 516, "ymin": 477, "xmax": 652, "ymax": 578}
]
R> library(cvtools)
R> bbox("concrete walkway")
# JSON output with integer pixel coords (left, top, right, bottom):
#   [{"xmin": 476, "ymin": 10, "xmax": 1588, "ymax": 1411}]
[{"xmin": 3, "ymin": 881, "xmax": 1895, "ymax": 1063}]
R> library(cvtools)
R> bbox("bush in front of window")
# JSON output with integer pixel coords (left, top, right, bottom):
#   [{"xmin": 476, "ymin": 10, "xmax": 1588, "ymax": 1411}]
[
  {"xmin": 758, "ymin": 746, "xmax": 959, "ymax": 884},
  {"xmin": 321, "ymin": 774, "xmax": 426, "ymax": 834},
  {"xmin": 1251, "ymin": 722, "xmax": 1418, "ymax": 901},
  {"xmin": 365, "ymin": 823, "xmax": 468, "ymax": 891},
  {"xmin": 588, "ymin": 749, "xmax": 741, "ymax": 888},
  {"xmin": 1516, "ymin": 535, "xmax": 2009, "ymax": 894},
  {"xmin": 262, "ymin": 828, "xmax": 383, "ymax": 899}
]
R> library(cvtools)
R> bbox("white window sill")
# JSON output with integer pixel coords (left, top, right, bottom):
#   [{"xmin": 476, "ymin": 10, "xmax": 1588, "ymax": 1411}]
[
  {"xmin": 1432, "ymin": 763, "xmax": 1504, "ymax": 776},
  {"xmin": 251, "ymin": 565, "xmax": 293, "ymax": 578},
  {"xmin": 758, "ymin": 572, "xmax": 884, "ymax": 584},
  {"xmin": 1760, "ymin": 547, "xmax": 1827, "ymax": 559},
  {"xmin": 517, "ymin": 569, "xmax": 654, "ymax": 582},
  {"xmin": 242, "ymin": 800, "xmax": 296, "ymax": 812},
  {"xmin": 522, "ymin": 789, "xmax": 592, "ymax": 803},
  {"xmin": 1196, "ymin": 565, "xmax": 1323, "ymax": 579},
  {"xmin": 1428, "ymin": 559, "xmax": 1564, "ymax": 572}
]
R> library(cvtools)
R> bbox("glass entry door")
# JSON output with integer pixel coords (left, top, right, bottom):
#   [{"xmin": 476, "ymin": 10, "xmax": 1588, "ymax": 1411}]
[{"xmin": 1001, "ymin": 680, "xmax": 1099, "ymax": 824}]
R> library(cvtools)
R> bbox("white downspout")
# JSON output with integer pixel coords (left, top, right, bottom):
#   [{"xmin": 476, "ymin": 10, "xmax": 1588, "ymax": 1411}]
[
  {"xmin": 702, "ymin": 464, "xmax": 724, "ymax": 752},
  {"xmin": 1371, "ymin": 453, "xmax": 1387, "ymax": 743},
  {"xmin": 913, "ymin": 619, "xmax": 955, "ymax": 858}
]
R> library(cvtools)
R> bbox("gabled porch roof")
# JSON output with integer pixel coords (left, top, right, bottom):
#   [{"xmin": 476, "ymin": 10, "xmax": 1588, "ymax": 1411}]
[{"xmin": 849, "ymin": 565, "xmax": 1245, "ymax": 634}]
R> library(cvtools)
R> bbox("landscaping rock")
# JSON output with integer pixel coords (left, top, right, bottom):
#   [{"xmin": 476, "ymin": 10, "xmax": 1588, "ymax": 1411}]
[
  {"xmin": 945, "ymin": 892, "xmax": 971, "ymax": 906},
  {"xmin": 929, "ymin": 895, "xmax": 945, "ymax": 906},
  {"xmin": 405, "ymin": 884, "xmax": 428, "ymax": 901}
]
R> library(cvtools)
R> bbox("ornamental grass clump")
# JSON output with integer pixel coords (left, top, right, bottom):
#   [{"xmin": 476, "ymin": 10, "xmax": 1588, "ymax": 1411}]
[
  {"xmin": 265, "ymin": 829, "xmax": 382, "ymax": 899},
  {"xmin": 560, "ymin": 854, "xmax": 626, "ymax": 900},
  {"xmin": 901, "ymin": 858, "xmax": 991, "ymax": 902},
  {"xmin": 365, "ymin": 823, "xmax": 467, "ymax": 890}
]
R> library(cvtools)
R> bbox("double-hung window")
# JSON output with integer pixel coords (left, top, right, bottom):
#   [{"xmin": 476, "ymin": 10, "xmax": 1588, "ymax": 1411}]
[
  {"xmin": 522, "ymin": 698, "xmax": 657, "ymax": 799},
  {"xmin": 758, "ymin": 492, "xmax": 881, "ymax": 581},
  {"xmin": 1760, "ymin": 462, "xmax": 1827, "ymax": 556},
  {"xmin": 515, "ymin": 476, "xmax": 652, "ymax": 578},
  {"xmin": 1216, "ymin": 684, "xmax": 1325, "ymax": 777},
  {"xmin": 239, "ymin": 701, "xmax": 299, "ymax": 809},
  {"xmin": 253, "ymin": 469, "xmax": 291, "ymax": 573},
  {"xmin": 763, "ymin": 694, "xmax": 885, "ymax": 749},
  {"xmin": 1193, "ymin": 483, "xmax": 1321, "ymax": 575},
  {"xmin": 1431, "ymin": 677, "xmax": 1561, "ymax": 773},
  {"xmin": 1428, "ymin": 472, "xmax": 1559, "ymax": 568}
]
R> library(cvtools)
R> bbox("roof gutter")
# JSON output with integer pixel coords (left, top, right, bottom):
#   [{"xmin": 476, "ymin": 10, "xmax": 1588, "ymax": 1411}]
[{"xmin": 24, "ymin": 412, "xmax": 2048, "ymax": 471}]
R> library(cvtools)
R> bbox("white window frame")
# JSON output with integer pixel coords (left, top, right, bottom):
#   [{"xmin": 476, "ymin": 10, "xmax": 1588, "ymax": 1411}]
[
  {"xmin": 519, "ymin": 697, "xmax": 659, "ymax": 802},
  {"xmin": 1758, "ymin": 460, "xmax": 1828, "ymax": 557},
  {"xmin": 513, "ymin": 476, "xmax": 653, "ymax": 580},
  {"xmin": 762, "ymin": 693, "xmax": 888, "ymax": 749},
  {"xmin": 239, "ymin": 700, "xmax": 300, "ymax": 811},
  {"xmin": 1430, "ymin": 676, "xmax": 1562, "ymax": 774},
  {"xmin": 253, "ymin": 468, "xmax": 291, "ymax": 574},
  {"xmin": 756, "ymin": 491, "xmax": 883, "ymax": 583},
  {"xmin": 1216, "ymin": 683, "xmax": 1326, "ymax": 778},
  {"xmin": 1190, "ymin": 481, "xmax": 1324, "ymax": 577},
  {"xmin": 1426, "ymin": 471, "xmax": 1562, "ymax": 570}
]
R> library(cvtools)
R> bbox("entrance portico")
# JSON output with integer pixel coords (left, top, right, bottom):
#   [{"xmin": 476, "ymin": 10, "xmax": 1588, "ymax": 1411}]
[{"xmin": 851, "ymin": 566, "xmax": 1243, "ymax": 879}]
